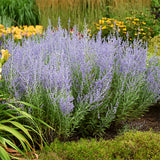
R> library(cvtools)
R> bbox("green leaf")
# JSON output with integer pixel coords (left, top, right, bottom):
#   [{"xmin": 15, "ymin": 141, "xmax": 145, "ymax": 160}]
[
  {"xmin": 0, "ymin": 124, "xmax": 32, "ymax": 151},
  {"xmin": 0, "ymin": 145, "xmax": 11, "ymax": 160},
  {"xmin": 9, "ymin": 121, "xmax": 33, "ymax": 142}
]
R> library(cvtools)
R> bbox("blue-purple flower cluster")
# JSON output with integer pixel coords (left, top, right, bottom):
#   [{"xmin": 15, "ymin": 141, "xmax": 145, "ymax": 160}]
[{"xmin": 2, "ymin": 24, "xmax": 160, "ymax": 120}]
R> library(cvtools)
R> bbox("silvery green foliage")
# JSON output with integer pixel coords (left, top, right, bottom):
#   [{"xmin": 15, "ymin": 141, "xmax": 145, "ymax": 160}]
[{"xmin": 2, "ymin": 23, "xmax": 160, "ymax": 137}]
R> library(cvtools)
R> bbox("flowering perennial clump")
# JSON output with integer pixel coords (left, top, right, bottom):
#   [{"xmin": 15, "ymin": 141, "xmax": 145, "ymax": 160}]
[
  {"xmin": 2, "ymin": 23, "xmax": 160, "ymax": 137},
  {"xmin": 0, "ymin": 24, "xmax": 43, "ymax": 40}
]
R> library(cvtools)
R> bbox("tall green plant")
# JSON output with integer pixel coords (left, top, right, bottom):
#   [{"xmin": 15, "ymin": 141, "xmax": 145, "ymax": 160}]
[
  {"xmin": 0, "ymin": 0, "xmax": 40, "ymax": 27},
  {"xmin": 0, "ymin": 49, "xmax": 51, "ymax": 159},
  {"xmin": 37, "ymin": 0, "xmax": 107, "ymax": 31}
]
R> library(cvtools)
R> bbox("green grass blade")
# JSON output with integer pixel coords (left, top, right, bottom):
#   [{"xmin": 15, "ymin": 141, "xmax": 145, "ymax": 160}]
[
  {"xmin": 9, "ymin": 121, "xmax": 33, "ymax": 142},
  {"xmin": 0, "ymin": 145, "xmax": 11, "ymax": 160},
  {"xmin": 0, "ymin": 124, "xmax": 32, "ymax": 151}
]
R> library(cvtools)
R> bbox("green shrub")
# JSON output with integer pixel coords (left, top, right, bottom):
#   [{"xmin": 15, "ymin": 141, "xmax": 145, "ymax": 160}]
[
  {"xmin": 0, "ymin": 0, "xmax": 40, "ymax": 27},
  {"xmin": 148, "ymin": 34, "xmax": 160, "ymax": 56},
  {"xmin": 90, "ymin": 7, "xmax": 160, "ymax": 44},
  {"xmin": 40, "ymin": 131, "xmax": 160, "ymax": 160}
]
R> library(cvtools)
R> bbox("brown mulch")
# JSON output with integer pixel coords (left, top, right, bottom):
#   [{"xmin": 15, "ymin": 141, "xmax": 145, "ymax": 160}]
[{"xmin": 102, "ymin": 103, "xmax": 160, "ymax": 141}]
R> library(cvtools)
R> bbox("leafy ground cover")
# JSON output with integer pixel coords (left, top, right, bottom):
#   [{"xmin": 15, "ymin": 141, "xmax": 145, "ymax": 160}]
[{"xmin": 0, "ymin": 0, "xmax": 160, "ymax": 159}]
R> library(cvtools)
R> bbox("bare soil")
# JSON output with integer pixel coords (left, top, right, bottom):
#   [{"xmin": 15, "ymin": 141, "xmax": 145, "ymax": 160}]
[{"xmin": 102, "ymin": 103, "xmax": 160, "ymax": 140}]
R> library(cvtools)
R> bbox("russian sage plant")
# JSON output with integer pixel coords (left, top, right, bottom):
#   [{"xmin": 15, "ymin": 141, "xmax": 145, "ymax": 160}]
[{"xmin": 2, "ymin": 22, "xmax": 160, "ymax": 139}]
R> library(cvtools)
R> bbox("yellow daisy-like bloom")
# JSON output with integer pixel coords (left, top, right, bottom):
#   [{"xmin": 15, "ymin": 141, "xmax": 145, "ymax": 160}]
[
  {"xmin": 135, "ymin": 33, "xmax": 137, "ymax": 36},
  {"xmin": 142, "ymin": 21, "xmax": 146, "ymax": 25},
  {"xmin": 110, "ymin": 24, "xmax": 114, "ymax": 28},
  {"xmin": 0, "ymin": 49, "xmax": 11, "ymax": 64},
  {"xmin": 126, "ymin": 17, "xmax": 130, "ymax": 20},
  {"xmin": 123, "ymin": 32, "xmax": 127, "ymax": 34},
  {"xmin": 123, "ymin": 28, "xmax": 127, "ymax": 31},
  {"xmin": 106, "ymin": 20, "xmax": 111, "ymax": 24},
  {"xmin": 119, "ymin": 21, "xmax": 124, "ymax": 25},
  {"xmin": 143, "ymin": 33, "xmax": 146, "ymax": 35},
  {"xmin": 102, "ymin": 26, "xmax": 107, "ymax": 30},
  {"xmin": 99, "ymin": 20, "xmax": 104, "ymax": 25},
  {"xmin": 134, "ymin": 18, "xmax": 139, "ymax": 21},
  {"xmin": 138, "ymin": 32, "xmax": 141, "ymax": 34},
  {"xmin": 97, "ymin": 27, "xmax": 100, "ymax": 30},
  {"xmin": 119, "ymin": 25, "xmax": 126, "ymax": 28},
  {"xmin": 87, "ymin": 29, "xmax": 91, "ymax": 32},
  {"xmin": 0, "ymin": 33, "xmax": 2, "ymax": 37},
  {"xmin": 132, "ymin": 21, "xmax": 136, "ymax": 25},
  {"xmin": 102, "ymin": 17, "xmax": 107, "ymax": 20},
  {"xmin": 140, "ymin": 28, "xmax": 144, "ymax": 31}
]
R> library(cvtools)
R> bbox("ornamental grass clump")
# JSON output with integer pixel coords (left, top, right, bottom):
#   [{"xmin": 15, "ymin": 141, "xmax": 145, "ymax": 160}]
[
  {"xmin": 0, "ymin": 49, "xmax": 46, "ymax": 159},
  {"xmin": 2, "ymin": 22, "xmax": 160, "ymax": 140},
  {"xmin": 0, "ymin": 0, "xmax": 40, "ymax": 27}
]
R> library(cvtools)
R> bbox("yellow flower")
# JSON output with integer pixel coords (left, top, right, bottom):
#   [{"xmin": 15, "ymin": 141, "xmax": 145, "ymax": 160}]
[
  {"xmin": 23, "ymin": 25, "xmax": 28, "ymax": 28},
  {"xmin": 126, "ymin": 17, "xmax": 130, "ymax": 20},
  {"xmin": 97, "ymin": 27, "xmax": 100, "ymax": 30},
  {"xmin": 87, "ymin": 29, "xmax": 91, "ymax": 32},
  {"xmin": 119, "ymin": 25, "xmax": 126, "ymax": 28},
  {"xmin": 110, "ymin": 24, "xmax": 114, "ymax": 28},
  {"xmin": 99, "ymin": 20, "xmax": 104, "ymax": 25},
  {"xmin": 14, "ymin": 34, "xmax": 22, "ymax": 40},
  {"xmin": 143, "ymin": 33, "xmax": 146, "ymax": 35},
  {"xmin": 132, "ymin": 21, "xmax": 136, "ymax": 25},
  {"xmin": 106, "ymin": 20, "xmax": 111, "ymax": 24},
  {"xmin": 119, "ymin": 21, "xmax": 124, "ymax": 25},
  {"xmin": 102, "ymin": 17, "xmax": 107, "ymax": 20},
  {"xmin": 102, "ymin": 26, "xmax": 107, "ymax": 30},
  {"xmin": 134, "ymin": 18, "xmax": 139, "ymax": 21},
  {"xmin": 0, "ymin": 49, "xmax": 11, "ymax": 64},
  {"xmin": 123, "ymin": 28, "xmax": 127, "ymax": 31},
  {"xmin": 135, "ymin": 33, "xmax": 137, "ymax": 36},
  {"xmin": 0, "ymin": 24, "xmax": 4, "ymax": 29},
  {"xmin": 140, "ymin": 28, "xmax": 144, "ymax": 31},
  {"xmin": 142, "ymin": 21, "xmax": 146, "ymax": 25},
  {"xmin": 6, "ymin": 28, "xmax": 11, "ymax": 34}
]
